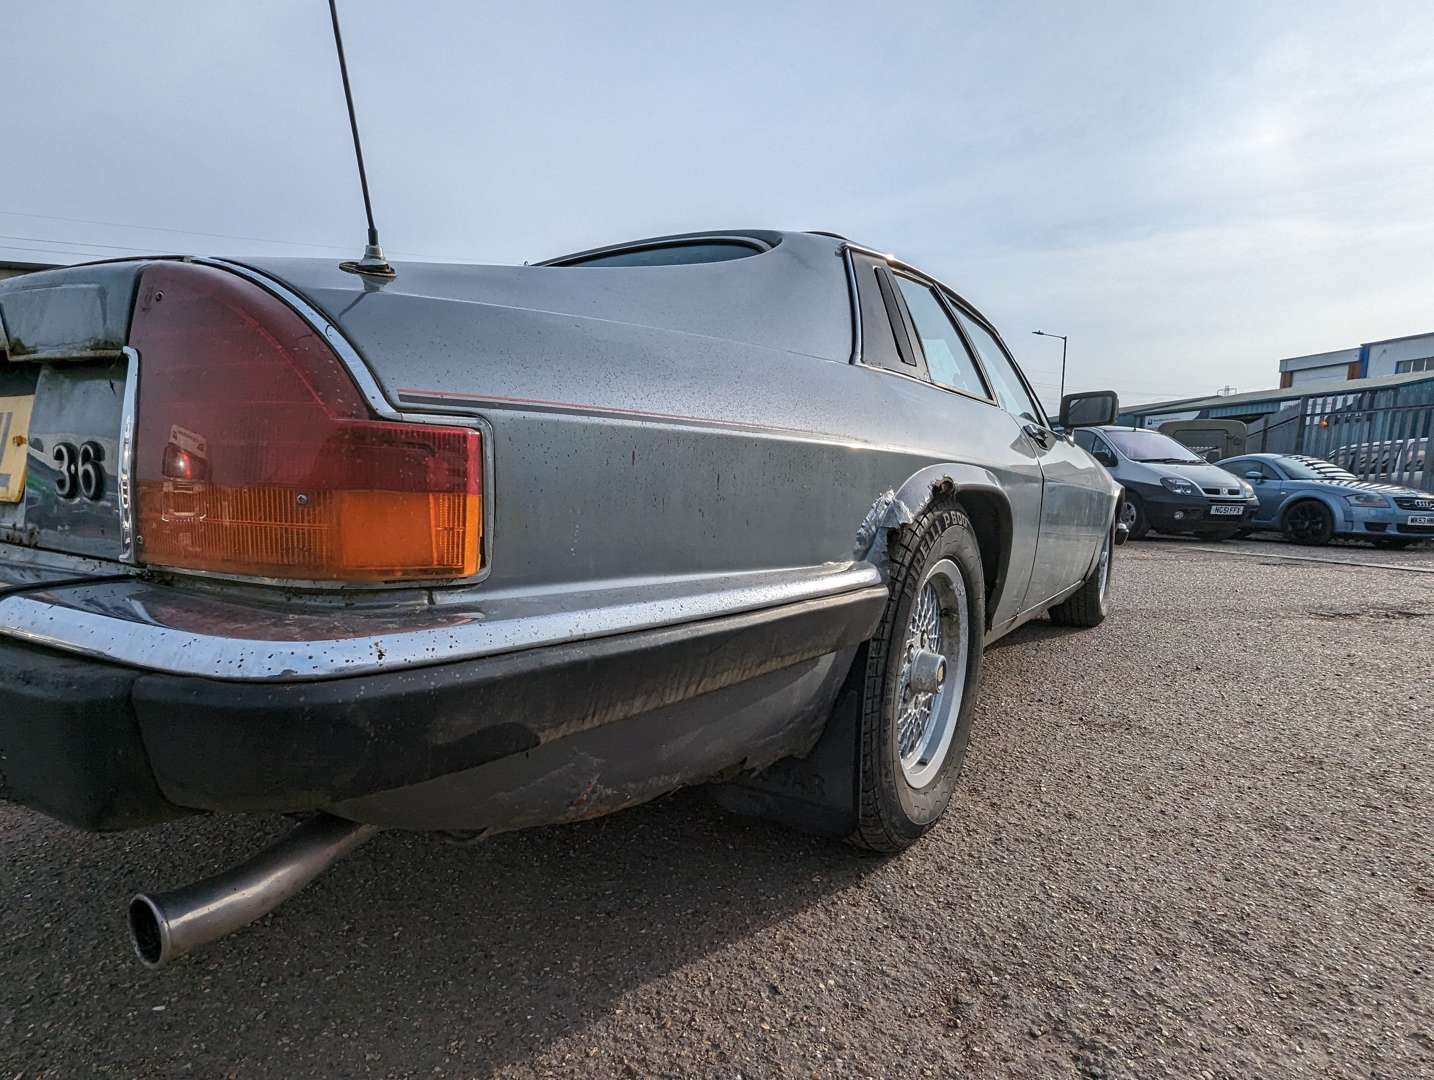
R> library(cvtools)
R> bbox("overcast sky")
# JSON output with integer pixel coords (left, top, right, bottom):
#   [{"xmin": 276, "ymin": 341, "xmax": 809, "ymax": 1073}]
[{"xmin": 4, "ymin": 1, "xmax": 1432, "ymax": 407}]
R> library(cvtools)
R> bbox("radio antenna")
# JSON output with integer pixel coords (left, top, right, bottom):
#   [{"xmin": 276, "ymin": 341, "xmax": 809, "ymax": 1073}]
[{"xmin": 328, "ymin": 0, "xmax": 395, "ymax": 278}]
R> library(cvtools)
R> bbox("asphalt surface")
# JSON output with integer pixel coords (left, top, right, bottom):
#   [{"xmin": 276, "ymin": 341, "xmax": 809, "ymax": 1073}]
[{"xmin": 3, "ymin": 538, "xmax": 1432, "ymax": 1079}]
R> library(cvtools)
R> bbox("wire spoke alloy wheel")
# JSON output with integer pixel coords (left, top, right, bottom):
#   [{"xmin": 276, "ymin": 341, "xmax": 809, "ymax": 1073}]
[
  {"xmin": 893, "ymin": 558, "xmax": 969, "ymax": 789},
  {"xmin": 1119, "ymin": 501, "xmax": 1137, "ymax": 530}
]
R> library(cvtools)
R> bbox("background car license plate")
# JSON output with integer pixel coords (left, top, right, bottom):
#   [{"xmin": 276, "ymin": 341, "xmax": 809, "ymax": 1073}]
[
  {"xmin": 1408, "ymin": 514, "xmax": 1434, "ymax": 526},
  {"xmin": 0, "ymin": 393, "xmax": 35, "ymax": 503},
  {"xmin": 1210, "ymin": 504, "xmax": 1244, "ymax": 516}
]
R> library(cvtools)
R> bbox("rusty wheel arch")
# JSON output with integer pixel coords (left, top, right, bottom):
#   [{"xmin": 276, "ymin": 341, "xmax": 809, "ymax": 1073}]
[{"xmin": 856, "ymin": 467, "xmax": 1014, "ymax": 634}]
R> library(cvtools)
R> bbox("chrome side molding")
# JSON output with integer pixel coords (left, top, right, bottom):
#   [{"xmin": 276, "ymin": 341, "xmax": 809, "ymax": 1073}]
[
  {"xmin": 0, "ymin": 561, "xmax": 882, "ymax": 681},
  {"xmin": 117, "ymin": 346, "xmax": 140, "ymax": 562}
]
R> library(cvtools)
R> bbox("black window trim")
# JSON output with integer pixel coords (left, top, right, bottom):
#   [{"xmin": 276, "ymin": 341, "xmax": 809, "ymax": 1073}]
[
  {"xmin": 938, "ymin": 290, "xmax": 1052, "ymax": 428},
  {"xmin": 847, "ymin": 252, "xmax": 913, "ymax": 374},
  {"xmin": 840, "ymin": 242, "xmax": 1051, "ymax": 424},
  {"xmin": 840, "ymin": 242, "xmax": 862, "ymax": 365},
  {"xmin": 873, "ymin": 265, "xmax": 922, "ymax": 371},
  {"xmin": 537, "ymin": 233, "xmax": 772, "ymax": 268},
  {"xmin": 1074, "ymin": 428, "xmax": 1116, "ymax": 462},
  {"xmin": 1089, "ymin": 431, "xmax": 1117, "ymax": 462},
  {"xmin": 889, "ymin": 269, "xmax": 996, "ymax": 405}
]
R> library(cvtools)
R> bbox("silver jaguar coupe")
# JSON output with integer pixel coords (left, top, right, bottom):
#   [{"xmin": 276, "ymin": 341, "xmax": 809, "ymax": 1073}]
[{"xmin": 0, "ymin": 229, "xmax": 1122, "ymax": 964}]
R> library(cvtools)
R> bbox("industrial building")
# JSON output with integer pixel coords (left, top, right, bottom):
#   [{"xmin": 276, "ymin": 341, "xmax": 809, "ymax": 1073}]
[
  {"xmin": 1116, "ymin": 370, "xmax": 1434, "ymax": 430},
  {"xmin": 1278, "ymin": 330, "xmax": 1434, "ymax": 387},
  {"xmin": 1114, "ymin": 370, "xmax": 1434, "ymax": 492},
  {"xmin": 1118, "ymin": 326, "xmax": 1434, "ymax": 432}
]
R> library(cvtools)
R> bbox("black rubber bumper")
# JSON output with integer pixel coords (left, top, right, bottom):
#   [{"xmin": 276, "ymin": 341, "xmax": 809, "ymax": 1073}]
[
  {"xmin": 0, "ymin": 639, "xmax": 184, "ymax": 831},
  {"xmin": 0, "ymin": 587, "xmax": 886, "ymax": 830}
]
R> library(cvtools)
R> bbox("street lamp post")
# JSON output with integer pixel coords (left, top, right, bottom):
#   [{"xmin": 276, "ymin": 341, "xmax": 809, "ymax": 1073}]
[{"xmin": 1032, "ymin": 330, "xmax": 1068, "ymax": 401}]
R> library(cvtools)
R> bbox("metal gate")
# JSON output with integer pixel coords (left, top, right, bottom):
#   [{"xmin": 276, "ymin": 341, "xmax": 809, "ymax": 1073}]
[{"xmin": 1297, "ymin": 387, "xmax": 1433, "ymax": 492}]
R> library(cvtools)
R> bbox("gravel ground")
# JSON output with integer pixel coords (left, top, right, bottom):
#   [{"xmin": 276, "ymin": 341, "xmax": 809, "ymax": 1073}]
[{"xmin": 3, "ymin": 540, "xmax": 1432, "ymax": 1079}]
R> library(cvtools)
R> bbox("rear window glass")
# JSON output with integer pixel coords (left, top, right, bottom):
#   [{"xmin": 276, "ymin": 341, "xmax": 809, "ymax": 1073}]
[
  {"xmin": 1278, "ymin": 456, "xmax": 1357, "ymax": 480},
  {"xmin": 557, "ymin": 242, "xmax": 761, "ymax": 268}
]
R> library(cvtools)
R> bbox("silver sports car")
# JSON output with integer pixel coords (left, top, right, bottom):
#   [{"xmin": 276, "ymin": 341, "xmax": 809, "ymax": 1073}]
[{"xmin": 0, "ymin": 230, "xmax": 1122, "ymax": 964}]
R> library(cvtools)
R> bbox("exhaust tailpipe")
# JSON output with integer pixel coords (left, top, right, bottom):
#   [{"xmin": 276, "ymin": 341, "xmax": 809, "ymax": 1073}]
[{"xmin": 128, "ymin": 813, "xmax": 379, "ymax": 968}]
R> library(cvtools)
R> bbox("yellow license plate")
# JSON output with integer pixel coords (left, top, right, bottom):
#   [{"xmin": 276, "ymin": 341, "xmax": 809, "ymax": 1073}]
[{"xmin": 0, "ymin": 394, "xmax": 35, "ymax": 503}]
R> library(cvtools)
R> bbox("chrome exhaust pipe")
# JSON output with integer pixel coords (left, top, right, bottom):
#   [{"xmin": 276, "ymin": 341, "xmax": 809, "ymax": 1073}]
[{"xmin": 128, "ymin": 813, "xmax": 379, "ymax": 968}]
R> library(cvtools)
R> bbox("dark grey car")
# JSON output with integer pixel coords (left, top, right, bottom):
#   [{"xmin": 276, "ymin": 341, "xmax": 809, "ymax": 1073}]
[
  {"xmin": 0, "ymin": 230, "xmax": 1121, "ymax": 963},
  {"xmin": 1074, "ymin": 425, "xmax": 1258, "ymax": 539}
]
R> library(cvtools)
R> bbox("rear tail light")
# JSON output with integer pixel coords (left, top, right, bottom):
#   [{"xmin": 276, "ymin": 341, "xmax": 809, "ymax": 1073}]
[{"xmin": 128, "ymin": 263, "xmax": 481, "ymax": 581}]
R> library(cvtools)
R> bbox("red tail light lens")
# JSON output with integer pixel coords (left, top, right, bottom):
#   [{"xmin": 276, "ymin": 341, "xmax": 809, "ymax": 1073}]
[{"xmin": 128, "ymin": 263, "xmax": 481, "ymax": 581}]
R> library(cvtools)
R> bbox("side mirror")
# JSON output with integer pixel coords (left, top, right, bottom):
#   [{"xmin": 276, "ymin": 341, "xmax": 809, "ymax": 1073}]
[
  {"xmin": 1244, "ymin": 470, "xmax": 1264, "ymax": 482},
  {"xmin": 1095, "ymin": 450, "xmax": 1117, "ymax": 468},
  {"xmin": 1060, "ymin": 390, "xmax": 1119, "ymax": 428}
]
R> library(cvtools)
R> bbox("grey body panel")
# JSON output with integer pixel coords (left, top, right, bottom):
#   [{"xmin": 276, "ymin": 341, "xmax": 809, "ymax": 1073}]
[
  {"xmin": 0, "ymin": 232, "xmax": 1117, "ymax": 664},
  {"xmin": 0, "ymin": 262, "xmax": 138, "ymax": 361},
  {"xmin": 1022, "ymin": 437, "xmax": 1113, "ymax": 609},
  {"xmin": 0, "ymin": 232, "xmax": 1118, "ymax": 832},
  {"xmin": 239, "ymin": 232, "xmax": 1114, "ymax": 630},
  {"xmin": 238, "ymin": 231, "xmax": 852, "ymax": 373},
  {"xmin": 333, "ymin": 646, "xmax": 856, "ymax": 833}
]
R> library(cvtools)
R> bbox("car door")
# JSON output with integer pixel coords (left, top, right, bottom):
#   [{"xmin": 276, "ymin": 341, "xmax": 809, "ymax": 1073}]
[
  {"xmin": 946, "ymin": 302, "xmax": 1110, "ymax": 610},
  {"xmin": 1233, "ymin": 458, "xmax": 1285, "ymax": 523},
  {"xmin": 882, "ymin": 270, "xmax": 1041, "ymax": 625}
]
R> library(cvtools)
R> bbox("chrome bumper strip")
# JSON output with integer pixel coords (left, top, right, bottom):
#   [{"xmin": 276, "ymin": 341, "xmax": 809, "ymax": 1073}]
[{"xmin": 0, "ymin": 562, "xmax": 882, "ymax": 682}]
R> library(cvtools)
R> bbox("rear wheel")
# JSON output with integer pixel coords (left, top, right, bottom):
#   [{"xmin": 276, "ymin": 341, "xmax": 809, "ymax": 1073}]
[
  {"xmin": 852, "ymin": 507, "xmax": 985, "ymax": 852},
  {"xmin": 1119, "ymin": 493, "xmax": 1149, "ymax": 540},
  {"xmin": 1048, "ymin": 530, "xmax": 1112, "ymax": 628},
  {"xmin": 1283, "ymin": 500, "xmax": 1335, "ymax": 545}
]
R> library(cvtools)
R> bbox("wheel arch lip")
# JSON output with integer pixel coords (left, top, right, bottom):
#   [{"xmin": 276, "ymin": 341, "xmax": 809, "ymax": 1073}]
[
  {"xmin": 1280, "ymin": 491, "xmax": 1348, "ymax": 530},
  {"xmin": 855, "ymin": 463, "xmax": 1013, "ymax": 630}
]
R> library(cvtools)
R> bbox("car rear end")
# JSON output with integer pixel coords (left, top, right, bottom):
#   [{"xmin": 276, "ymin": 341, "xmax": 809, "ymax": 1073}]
[
  {"xmin": 0, "ymin": 258, "xmax": 490, "ymax": 828},
  {"xmin": 2, "ymin": 262, "xmax": 487, "ymax": 581},
  {"xmin": 0, "ymin": 247, "xmax": 885, "ymax": 834}
]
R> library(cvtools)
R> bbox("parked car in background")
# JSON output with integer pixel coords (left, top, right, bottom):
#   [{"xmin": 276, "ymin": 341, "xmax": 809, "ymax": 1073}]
[
  {"xmin": 0, "ymin": 229, "xmax": 1124, "ymax": 965},
  {"xmin": 1215, "ymin": 452, "xmax": 1434, "ymax": 547},
  {"xmin": 1328, "ymin": 438, "xmax": 1428, "ymax": 492},
  {"xmin": 1072, "ymin": 426, "xmax": 1257, "ymax": 539}
]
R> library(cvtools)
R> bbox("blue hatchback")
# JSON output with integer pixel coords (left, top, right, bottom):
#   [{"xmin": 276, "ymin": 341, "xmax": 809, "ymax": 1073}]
[{"xmin": 1215, "ymin": 453, "xmax": 1434, "ymax": 548}]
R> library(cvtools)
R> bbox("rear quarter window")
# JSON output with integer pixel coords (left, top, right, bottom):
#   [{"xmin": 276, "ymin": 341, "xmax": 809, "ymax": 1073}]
[{"xmin": 850, "ymin": 255, "xmax": 910, "ymax": 370}]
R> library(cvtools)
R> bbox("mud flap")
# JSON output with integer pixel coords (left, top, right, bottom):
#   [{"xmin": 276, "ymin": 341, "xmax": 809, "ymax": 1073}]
[{"xmin": 704, "ymin": 644, "xmax": 865, "ymax": 838}]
